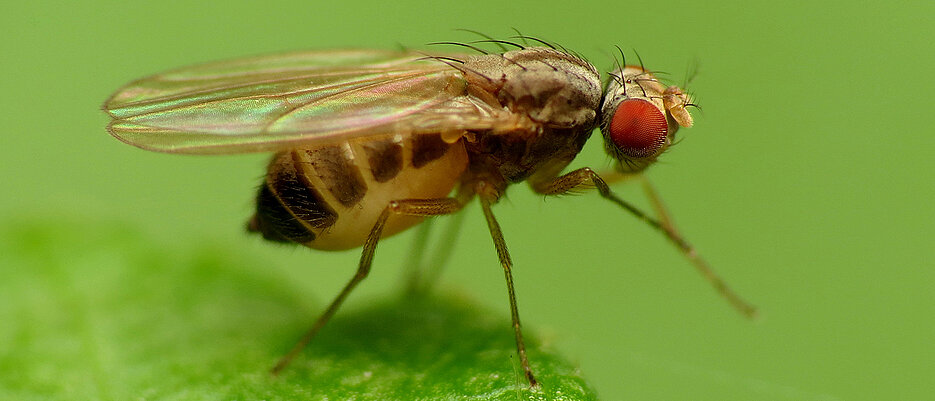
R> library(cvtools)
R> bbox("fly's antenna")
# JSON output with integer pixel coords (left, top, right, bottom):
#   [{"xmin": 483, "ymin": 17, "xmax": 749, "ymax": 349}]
[
  {"xmin": 682, "ymin": 58, "xmax": 699, "ymax": 89},
  {"xmin": 427, "ymin": 41, "xmax": 490, "ymax": 55},
  {"xmin": 685, "ymin": 90, "xmax": 702, "ymax": 111},
  {"xmin": 687, "ymin": 96, "xmax": 701, "ymax": 110}
]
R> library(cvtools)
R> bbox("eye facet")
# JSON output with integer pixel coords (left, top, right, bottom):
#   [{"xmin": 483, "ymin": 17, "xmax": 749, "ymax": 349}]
[{"xmin": 608, "ymin": 98, "xmax": 668, "ymax": 159}]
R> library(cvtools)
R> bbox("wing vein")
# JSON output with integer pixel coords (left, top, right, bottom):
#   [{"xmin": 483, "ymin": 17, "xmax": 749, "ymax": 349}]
[
  {"xmin": 258, "ymin": 70, "xmax": 457, "ymax": 136},
  {"xmin": 109, "ymin": 65, "xmax": 450, "ymax": 116}
]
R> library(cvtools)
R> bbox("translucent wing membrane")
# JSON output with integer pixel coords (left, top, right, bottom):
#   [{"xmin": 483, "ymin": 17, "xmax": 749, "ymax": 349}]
[{"xmin": 104, "ymin": 50, "xmax": 491, "ymax": 154}]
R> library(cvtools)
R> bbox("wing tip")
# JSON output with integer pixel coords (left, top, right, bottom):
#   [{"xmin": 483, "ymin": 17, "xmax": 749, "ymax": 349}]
[
  {"xmin": 105, "ymin": 120, "xmax": 280, "ymax": 155},
  {"xmin": 105, "ymin": 120, "xmax": 167, "ymax": 153}
]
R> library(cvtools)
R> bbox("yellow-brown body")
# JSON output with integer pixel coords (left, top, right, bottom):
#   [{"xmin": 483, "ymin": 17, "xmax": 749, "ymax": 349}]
[{"xmin": 249, "ymin": 134, "xmax": 468, "ymax": 250}]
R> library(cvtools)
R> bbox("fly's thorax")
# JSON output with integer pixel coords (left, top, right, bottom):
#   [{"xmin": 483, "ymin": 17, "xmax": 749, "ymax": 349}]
[
  {"xmin": 457, "ymin": 47, "xmax": 601, "ymax": 185},
  {"xmin": 600, "ymin": 65, "xmax": 695, "ymax": 173},
  {"xmin": 463, "ymin": 47, "xmax": 603, "ymax": 132},
  {"xmin": 248, "ymin": 134, "xmax": 468, "ymax": 250},
  {"xmin": 464, "ymin": 124, "xmax": 591, "ymax": 185}
]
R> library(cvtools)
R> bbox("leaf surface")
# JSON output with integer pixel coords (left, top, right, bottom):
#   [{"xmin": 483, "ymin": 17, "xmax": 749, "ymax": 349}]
[{"xmin": 0, "ymin": 220, "xmax": 598, "ymax": 400}]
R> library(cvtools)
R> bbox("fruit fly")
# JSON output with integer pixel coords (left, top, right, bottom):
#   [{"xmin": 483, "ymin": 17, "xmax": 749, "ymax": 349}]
[{"xmin": 103, "ymin": 38, "xmax": 756, "ymax": 388}]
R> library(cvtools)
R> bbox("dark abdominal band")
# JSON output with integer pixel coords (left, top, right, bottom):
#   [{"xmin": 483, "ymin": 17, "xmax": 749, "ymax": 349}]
[{"xmin": 249, "ymin": 152, "xmax": 337, "ymax": 244}]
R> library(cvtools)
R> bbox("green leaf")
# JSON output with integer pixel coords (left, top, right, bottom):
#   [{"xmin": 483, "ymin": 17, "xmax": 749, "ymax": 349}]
[{"xmin": 0, "ymin": 220, "xmax": 597, "ymax": 400}]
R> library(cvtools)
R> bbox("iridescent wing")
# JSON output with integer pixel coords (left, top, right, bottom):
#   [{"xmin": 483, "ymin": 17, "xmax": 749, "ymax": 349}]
[{"xmin": 104, "ymin": 49, "xmax": 498, "ymax": 154}]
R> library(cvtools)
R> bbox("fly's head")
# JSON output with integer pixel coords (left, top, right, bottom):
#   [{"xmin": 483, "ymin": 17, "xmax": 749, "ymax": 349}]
[
  {"xmin": 464, "ymin": 47, "xmax": 603, "ymax": 132},
  {"xmin": 600, "ymin": 65, "xmax": 695, "ymax": 173}
]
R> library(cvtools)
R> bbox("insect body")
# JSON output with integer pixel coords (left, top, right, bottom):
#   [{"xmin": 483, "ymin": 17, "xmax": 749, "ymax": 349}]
[
  {"xmin": 248, "ymin": 135, "xmax": 469, "ymax": 250},
  {"xmin": 104, "ymin": 43, "xmax": 754, "ymax": 388}
]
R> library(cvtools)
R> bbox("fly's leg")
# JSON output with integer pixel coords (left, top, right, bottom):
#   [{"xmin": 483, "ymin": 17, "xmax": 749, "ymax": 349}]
[
  {"xmin": 475, "ymin": 181, "xmax": 539, "ymax": 388},
  {"xmin": 404, "ymin": 207, "xmax": 468, "ymax": 294},
  {"xmin": 591, "ymin": 169, "xmax": 641, "ymax": 185},
  {"xmin": 404, "ymin": 218, "xmax": 434, "ymax": 293},
  {"xmin": 638, "ymin": 176, "xmax": 675, "ymax": 234},
  {"xmin": 596, "ymin": 172, "xmax": 674, "ymax": 230},
  {"xmin": 411, "ymin": 207, "xmax": 468, "ymax": 293},
  {"xmin": 271, "ymin": 197, "xmax": 465, "ymax": 375},
  {"xmin": 530, "ymin": 168, "xmax": 757, "ymax": 318}
]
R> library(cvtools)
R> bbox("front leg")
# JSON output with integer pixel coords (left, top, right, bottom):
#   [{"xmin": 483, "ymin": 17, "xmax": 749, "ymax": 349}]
[{"xmin": 530, "ymin": 168, "xmax": 757, "ymax": 318}]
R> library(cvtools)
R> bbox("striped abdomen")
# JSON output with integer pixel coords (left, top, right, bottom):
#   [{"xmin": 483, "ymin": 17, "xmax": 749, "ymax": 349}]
[{"xmin": 248, "ymin": 134, "xmax": 468, "ymax": 250}]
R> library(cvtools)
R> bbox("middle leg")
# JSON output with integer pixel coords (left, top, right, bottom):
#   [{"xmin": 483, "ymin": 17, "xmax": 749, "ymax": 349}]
[{"xmin": 474, "ymin": 181, "xmax": 539, "ymax": 388}]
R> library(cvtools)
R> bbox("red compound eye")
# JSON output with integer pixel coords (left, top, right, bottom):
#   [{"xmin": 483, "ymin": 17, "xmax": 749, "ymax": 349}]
[{"xmin": 608, "ymin": 99, "xmax": 669, "ymax": 159}]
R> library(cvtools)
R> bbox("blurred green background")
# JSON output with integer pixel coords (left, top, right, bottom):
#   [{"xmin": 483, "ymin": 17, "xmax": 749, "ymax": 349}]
[{"xmin": 2, "ymin": 0, "xmax": 933, "ymax": 399}]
